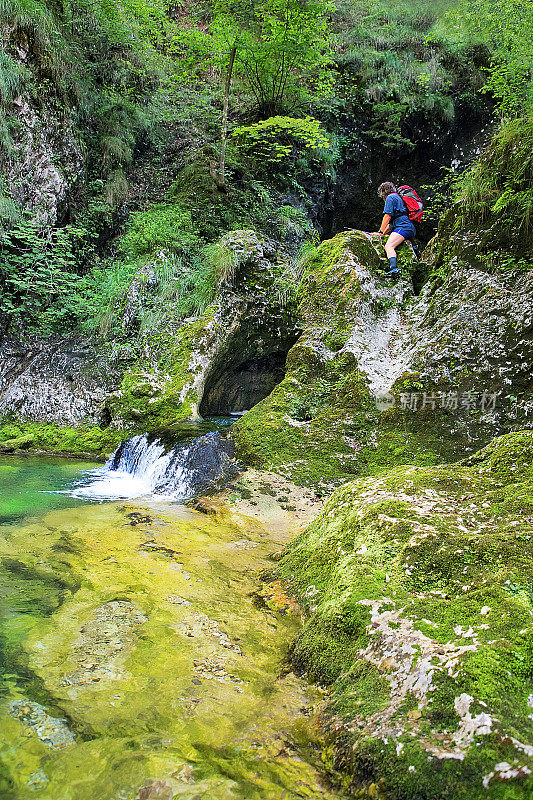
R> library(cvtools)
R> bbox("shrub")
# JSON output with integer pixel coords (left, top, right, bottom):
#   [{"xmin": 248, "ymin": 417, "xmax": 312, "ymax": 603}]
[
  {"xmin": 0, "ymin": 218, "xmax": 86, "ymax": 334},
  {"xmin": 118, "ymin": 204, "xmax": 204, "ymax": 258}
]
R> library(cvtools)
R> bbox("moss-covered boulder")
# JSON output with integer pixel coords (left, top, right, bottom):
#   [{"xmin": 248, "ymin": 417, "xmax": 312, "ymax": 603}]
[
  {"xmin": 0, "ymin": 419, "xmax": 123, "ymax": 459},
  {"xmin": 233, "ymin": 224, "xmax": 533, "ymax": 489},
  {"xmin": 232, "ymin": 230, "xmax": 433, "ymax": 490},
  {"xmin": 278, "ymin": 430, "xmax": 533, "ymax": 798},
  {"xmin": 389, "ymin": 198, "xmax": 533, "ymax": 458}
]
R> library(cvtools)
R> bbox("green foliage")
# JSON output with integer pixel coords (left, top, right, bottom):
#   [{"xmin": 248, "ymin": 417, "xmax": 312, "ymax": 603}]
[
  {"xmin": 174, "ymin": 0, "xmax": 334, "ymax": 117},
  {"xmin": 429, "ymin": 2, "xmax": 533, "ymax": 264},
  {"xmin": 77, "ymin": 250, "xmax": 217, "ymax": 336},
  {"xmin": 0, "ymin": 218, "xmax": 86, "ymax": 334},
  {"xmin": 332, "ymin": 0, "xmax": 481, "ymax": 149},
  {"xmin": 453, "ymin": 115, "xmax": 533, "ymax": 254},
  {"xmin": 118, "ymin": 204, "xmax": 204, "ymax": 259},
  {"xmin": 1, "ymin": 0, "xmax": 179, "ymax": 220},
  {"xmin": 442, "ymin": 0, "xmax": 533, "ymax": 115},
  {"xmin": 287, "ymin": 376, "xmax": 343, "ymax": 421},
  {"xmin": 0, "ymin": 51, "xmax": 30, "ymax": 155},
  {"xmin": 79, "ymin": 231, "xmax": 261, "ymax": 336},
  {"xmin": 0, "ymin": 0, "xmax": 66, "ymax": 91},
  {"xmin": 76, "ymin": 257, "xmax": 139, "ymax": 334},
  {"xmin": 144, "ymin": 254, "xmax": 218, "ymax": 322},
  {"xmin": 63, "ymin": 0, "xmax": 171, "ymax": 51},
  {"xmin": 232, "ymin": 115, "xmax": 329, "ymax": 165},
  {"xmin": 219, "ymin": 0, "xmax": 334, "ymax": 115},
  {"xmin": 202, "ymin": 240, "xmax": 239, "ymax": 286},
  {"xmin": 0, "ymin": 50, "xmax": 28, "ymax": 106},
  {"xmin": 0, "ymin": 0, "xmax": 494, "ymax": 341},
  {"xmin": 268, "ymin": 205, "xmax": 315, "ymax": 241},
  {"xmin": 0, "ymin": 177, "xmax": 20, "ymax": 232}
]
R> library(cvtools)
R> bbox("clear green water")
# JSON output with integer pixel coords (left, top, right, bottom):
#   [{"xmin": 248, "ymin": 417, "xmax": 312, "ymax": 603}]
[
  {"xmin": 0, "ymin": 456, "xmax": 341, "ymax": 800},
  {"xmin": 0, "ymin": 455, "xmax": 96, "ymax": 523}
]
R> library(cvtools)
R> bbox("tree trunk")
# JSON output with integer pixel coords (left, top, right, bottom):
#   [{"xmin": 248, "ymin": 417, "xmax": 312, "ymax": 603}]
[{"xmin": 217, "ymin": 43, "xmax": 237, "ymax": 192}]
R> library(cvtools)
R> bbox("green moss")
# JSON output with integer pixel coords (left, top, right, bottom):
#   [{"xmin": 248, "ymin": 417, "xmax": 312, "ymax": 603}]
[
  {"xmin": 0, "ymin": 418, "xmax": 123, "ymax": 459},
  {"xmin": 0, "ymin": 482, "xmax": 337, "ymax": 797},
  {"xmin": 232, "ymin": 231, "xmax": 438, "ymax": 488},
  {"xmin": 462, "ymin": 430, "xmax": 533, "ymax": 482},
  {"xmin": 278, "ymin": 430, "xmax": 533, "ymax": 798},
  {"xmin": 0, "ymin": 433, "xmax": 35, "ymax": 450},
  {"xmin": 108, "ymin": 311, "xmax": 215, "ymax": 427},
  {"xmin": 118, "ymin": 204, "xmax": 204, "ymax": 258},
  {"xmin": 166, "ymin": 159, "xmax": 281, "ymax": 243},
  {"xmin": 332, "ymin": 661, "xmax": 391, "ymax": 720}
]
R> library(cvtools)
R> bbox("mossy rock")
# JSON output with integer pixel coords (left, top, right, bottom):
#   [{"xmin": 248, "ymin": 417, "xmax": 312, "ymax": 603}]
[
  {"xmin": 234, "ymin": 224, "xmax": 533, "ymax": 488},
  {"xmin": 0, "ymin": 419, "xmax": 124, "ymax": 459},
  {"xmin": 0, "ymin": 433, "xmax": 35, "ymax": 452},
  {"xmin": 107, "ymin": 312, "xmax": 218, "ymax": 428},
  {"xmin": 232, "ymin": 231, "xmax": 428, "ymax": 488},
  {"xmin": 278, "ymin": 430, "xmax": 533, "ymax": 798}
]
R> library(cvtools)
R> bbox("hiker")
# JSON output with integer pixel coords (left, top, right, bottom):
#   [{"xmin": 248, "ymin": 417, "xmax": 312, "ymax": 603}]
[{"xmin": 374, "ymin": 181, "xmax": 417, "ymax": 277}]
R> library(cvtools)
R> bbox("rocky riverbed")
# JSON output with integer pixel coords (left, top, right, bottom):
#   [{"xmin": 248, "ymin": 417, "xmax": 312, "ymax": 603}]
[{"xmin": 0, "ymin": 457, "xmax": 343, "ymax": 800}]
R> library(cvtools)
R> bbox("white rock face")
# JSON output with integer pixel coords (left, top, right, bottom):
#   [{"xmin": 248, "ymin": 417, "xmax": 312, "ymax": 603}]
[
  {"xmin": 341, "ymin": 243, "xmax": 413, "ymax": 397},
  {"xmin": 6, "ymin": 96, "xmax": 83, "ymax": 225},
  {"xmin": 0, "ymin": 338, "xmax": 117, "ymax": 425}
]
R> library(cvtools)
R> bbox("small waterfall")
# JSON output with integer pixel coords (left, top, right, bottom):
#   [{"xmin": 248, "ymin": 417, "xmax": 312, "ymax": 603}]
[{"xmin": 72, "ymin": 432, "xmax": 239, "ymax": 501}]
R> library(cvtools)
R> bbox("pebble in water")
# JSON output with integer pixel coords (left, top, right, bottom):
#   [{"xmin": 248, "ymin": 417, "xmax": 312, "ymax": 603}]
[{"xmin": 8, "ymin": 699, "xmax": 75, "ymax": 749}]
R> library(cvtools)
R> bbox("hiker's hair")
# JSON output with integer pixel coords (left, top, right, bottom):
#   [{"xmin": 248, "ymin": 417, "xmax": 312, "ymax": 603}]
[{"xmin": 378, "ymin": 181, "xmax": 397, "ymax": 198}]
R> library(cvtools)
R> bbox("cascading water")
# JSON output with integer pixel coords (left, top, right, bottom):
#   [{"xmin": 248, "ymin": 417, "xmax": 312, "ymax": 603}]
[{"xmin": 72, "ymin": 431, "xmax": 239, "ymax": 501}]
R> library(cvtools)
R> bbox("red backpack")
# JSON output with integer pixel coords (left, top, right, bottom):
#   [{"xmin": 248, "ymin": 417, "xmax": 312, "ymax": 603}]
[{"xmin": 398, "ymin": 185, "xmax": 424, "ymax": 223}]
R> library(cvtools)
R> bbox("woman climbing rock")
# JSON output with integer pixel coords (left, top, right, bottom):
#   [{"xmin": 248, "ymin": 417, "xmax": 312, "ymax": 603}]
[{"xmin": 374, "ymin": 181, "xmax": 417, "ymax": 277}]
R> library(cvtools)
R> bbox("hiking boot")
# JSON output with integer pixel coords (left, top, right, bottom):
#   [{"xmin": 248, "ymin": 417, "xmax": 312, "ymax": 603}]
[{"xmin": 384, "ymin": 267, "xmax": 401, "ymax": 278}]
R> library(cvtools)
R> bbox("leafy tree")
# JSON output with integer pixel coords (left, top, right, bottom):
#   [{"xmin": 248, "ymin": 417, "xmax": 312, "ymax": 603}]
[
  {"xmin": 442, "ymin": 0, "xmax": 533, "ymax": 115},
  {"xmin": 211, "ymin": 0, "xmax": 333, "ymax": 116},
  {"xmin": 173, "ymin": 0, "xmax": 333, "ymax": 188}
]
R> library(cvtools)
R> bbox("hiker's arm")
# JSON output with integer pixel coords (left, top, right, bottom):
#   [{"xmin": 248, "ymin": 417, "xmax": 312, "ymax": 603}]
[{"xmin": 373, "ymin": 214, "xmax": 391, "ymax": 236}]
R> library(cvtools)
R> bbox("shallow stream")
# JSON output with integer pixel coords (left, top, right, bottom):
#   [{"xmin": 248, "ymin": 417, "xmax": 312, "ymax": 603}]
[{"xmin": 0, "ymin": 455, "xmax": 342, "ymax": 799}]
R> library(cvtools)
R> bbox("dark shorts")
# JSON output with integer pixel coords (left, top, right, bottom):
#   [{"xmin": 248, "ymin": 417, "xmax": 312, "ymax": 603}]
[{"xmin": 392, "ymin": 223, "xmax": 416, "ymax": 241}]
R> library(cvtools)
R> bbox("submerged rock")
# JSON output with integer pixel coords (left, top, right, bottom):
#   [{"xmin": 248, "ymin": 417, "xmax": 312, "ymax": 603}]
[
  {"xmin": 135, "ymin": 779, "xmax": 175, "ymax": 800},
  {"xmin": 278, "ymin": 430, "xmax": 533, "ymax": 798},
  {"xmin": 8, "ymin": 699, "xmax": 75, "ymax": 749},
  {"xmin": 60, "ymin": 600, "xmax": 147, "ymax": 687}
]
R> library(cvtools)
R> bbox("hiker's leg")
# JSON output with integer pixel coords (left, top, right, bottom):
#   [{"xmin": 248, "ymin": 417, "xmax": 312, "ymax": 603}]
[
  {"xmin": 384, "ymin": 232, "xmax": 405, "ymax": 274},
  {"xmin": 385, "ymin": 232, "xmax": 406, "ymax": 259}
]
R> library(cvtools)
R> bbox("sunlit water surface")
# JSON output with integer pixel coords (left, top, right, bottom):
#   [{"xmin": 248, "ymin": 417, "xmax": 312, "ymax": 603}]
[{"xmin": 0, "ymin": 454, "xmax": 342, "ymax": 800}]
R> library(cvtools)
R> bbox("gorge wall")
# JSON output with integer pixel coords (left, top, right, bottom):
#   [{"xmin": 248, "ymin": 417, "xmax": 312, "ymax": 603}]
[{"xmin": 2, "ymin": 3, "xmax": 533, "ymax": 798}]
